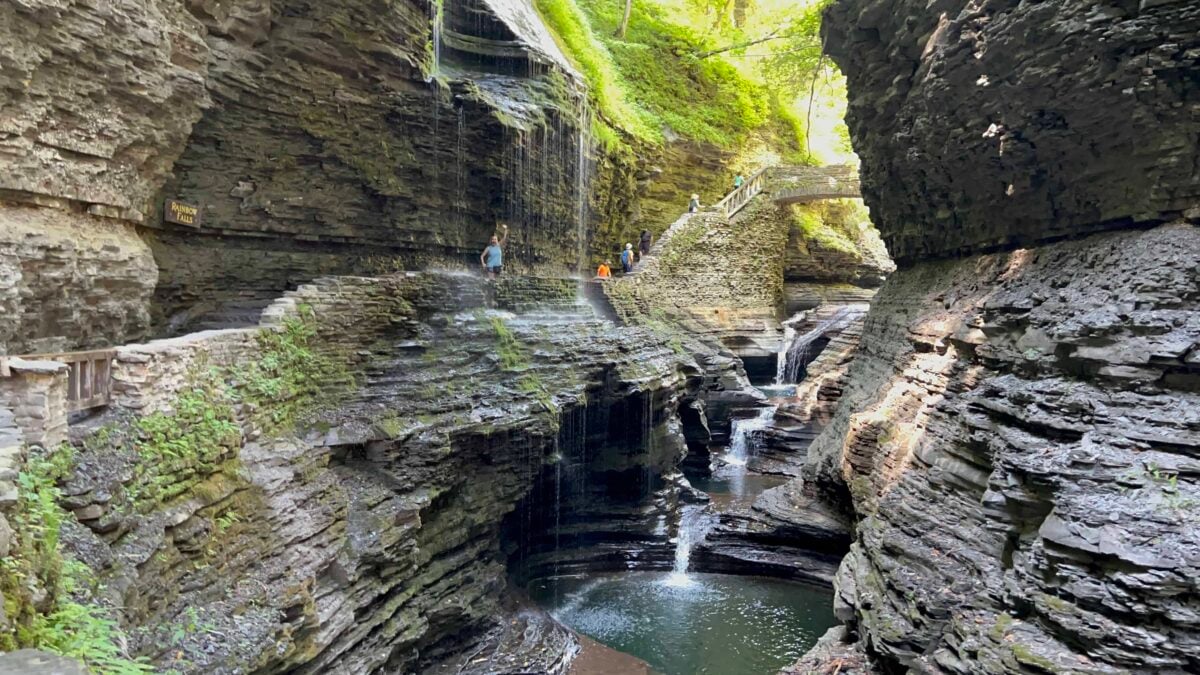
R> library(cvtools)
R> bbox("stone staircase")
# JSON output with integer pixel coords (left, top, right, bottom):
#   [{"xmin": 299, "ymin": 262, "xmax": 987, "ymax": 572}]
[{"xmin": 637, "ymin": 164, "xmax": 861, "ymax": 272}]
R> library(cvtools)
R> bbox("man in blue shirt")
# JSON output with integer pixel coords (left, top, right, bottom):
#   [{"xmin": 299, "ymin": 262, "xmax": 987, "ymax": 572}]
[{"xmin": 480, "ymin": 223, "xmax": 508, "ymax": 278}]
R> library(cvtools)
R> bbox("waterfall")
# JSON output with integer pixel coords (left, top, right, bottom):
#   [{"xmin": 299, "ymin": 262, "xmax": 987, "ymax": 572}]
[
  {"xmin": 667, "ymin": 504, "xmax": 713, "ymax": 585},
  {"xmin": 575, "ymin": 103, "xmax": 592, "ymax": 277},
  {"xmin": 427, "ymin": 0, "xmax": 443, "ymax": 82},
  {"xmin": 774, "ymin": 306, "xmax": 862, "ymax": 385},
  {"xmin": 724, "ymin": 406, "xmax": 775, "ymax": 467},
  {"xmin": 454, "ymin": 107, "xmax": 467, "ymax": 232}
]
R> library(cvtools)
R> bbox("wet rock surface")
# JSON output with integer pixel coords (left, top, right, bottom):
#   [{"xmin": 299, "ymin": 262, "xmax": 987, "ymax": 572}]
[
  {"xmin": 799, "ymin": 224, "xmax": 1200, "ymax": 673},
  {"xmin": 52, "ymin": 272, "xmax": 721, "ymax": 674},
  {"xmin": 0, "ymin": 0, "xmax": 746, "ymax": 352},
  {"xmin": 824, "ymin": 0, "xmax": 1200, "ymax": 262}
]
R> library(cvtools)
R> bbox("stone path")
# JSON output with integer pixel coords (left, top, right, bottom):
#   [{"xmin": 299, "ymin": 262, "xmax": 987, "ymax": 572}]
[{"xmin": 635, "ymin": 164, "xmax": 861, "ymax": 273}]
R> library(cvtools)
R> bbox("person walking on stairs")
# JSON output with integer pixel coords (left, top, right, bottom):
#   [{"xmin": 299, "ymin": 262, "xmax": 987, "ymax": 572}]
[
  {"xmin": 688, "ymin": 194, "xmax": 700, "ymax": 213},
  {"xmin": 639, "ymin": 229, "xmax": 652, "ymax": 257},
  {"xmin": 620, "ymin": 243, "xmax": 635, "ymax": 273},
  {"xmin": 733, "ymin": 173, "xmax": 745, "ymax": 190},
  {"xmin": 480, "ymin": 223, "xmax": 508, "ymax": 279},
  {"xmin": 596, "ymin": 260, "xmax": 612, "ymax": 280}
]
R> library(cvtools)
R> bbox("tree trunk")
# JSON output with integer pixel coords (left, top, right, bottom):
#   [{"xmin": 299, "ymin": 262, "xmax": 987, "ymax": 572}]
[{"xmin": 616, "ymin": 0, "xmax": 633, "ymax": 38}]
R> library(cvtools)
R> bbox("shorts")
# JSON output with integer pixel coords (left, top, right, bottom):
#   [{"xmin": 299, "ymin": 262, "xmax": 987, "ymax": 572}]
[{"xmin": 488, "ymin": 265, "xmax": 503, "ymax": 275}]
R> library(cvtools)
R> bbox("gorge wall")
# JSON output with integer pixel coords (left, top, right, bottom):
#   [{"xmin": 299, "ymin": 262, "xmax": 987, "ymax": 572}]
[
  {"xmin": 797, "ymin": 0, "xmax": 1200, "ymax": 672},
  {"xmin": 823, "ymin": 0, "xmax": 1200, "ymax": 263},
  {"xmin": 0, "ymin": 272, "xmax": 723, "ymax": 673},
  {"xmin": 0, "ymin": 0, "xmax": 746, "ymax": 355}
]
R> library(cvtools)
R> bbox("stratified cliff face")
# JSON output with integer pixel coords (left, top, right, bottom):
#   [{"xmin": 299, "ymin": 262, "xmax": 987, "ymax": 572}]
[
  {"xmin": 804, "ymin": 225, "xmax": 1199, "ymax": 672},
  {"xmin": 800, "ymin": 1, "xmax": 1200, "ymax": 672},
  {"xmin": 0, "ymin": 0, "xmax": 720, "ymax": 354},
  {"xmin": 823, "ymin": 0, "xmax": 1200, "ymax": 263},
  {"xmin": 151, "ymin": 0, "xmax": 604, "ymax": 321},
  {"xmin": 42, "ymin": 274, "xmax": 705, "ymax": 674}
]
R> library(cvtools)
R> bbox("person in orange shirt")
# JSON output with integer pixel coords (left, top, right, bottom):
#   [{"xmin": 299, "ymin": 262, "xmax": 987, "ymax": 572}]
[{"xmin": 596, "ymin": 261, "xmax": 612, "ymax": 279}]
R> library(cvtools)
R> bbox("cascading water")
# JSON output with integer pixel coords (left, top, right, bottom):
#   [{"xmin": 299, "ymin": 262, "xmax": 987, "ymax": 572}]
[
  {"xmin": 774, "ymin": 306, "xmax": 862, "ymax": 385},
  {"xmin": 427, "ymin": 0, "xmax": 443, "ymax": 82},
  {"xmin": 666, "ymin": 503, "xmax": 714, "ymax": 586},
  {"xmin": 723, "ymin": 406, "xmax": 776, "ymax": 468}
]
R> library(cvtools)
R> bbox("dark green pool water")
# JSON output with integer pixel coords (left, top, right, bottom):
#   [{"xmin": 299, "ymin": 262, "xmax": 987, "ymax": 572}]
[{"xmin": 529, "ymin": 572, "xmax": 836, "ymax": 675}]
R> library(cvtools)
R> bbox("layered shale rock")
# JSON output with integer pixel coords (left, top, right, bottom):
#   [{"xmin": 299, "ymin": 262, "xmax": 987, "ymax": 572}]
[
  {"xmin": 0, "ymin": 0, "xmax": 756, "ymax": 354},
  {"xmin": 823, "ymin": 0, "xmax": 1200, "ymax": 263},
  {"xmin": 6, "ymin": 273, "xmax": 711, "ymax": 674},
  {"xmin": 802, "ymin": 224, "xmax": 1200, "ymax": 672},
  {"xmin": 799, "ymin": 1, "xmax": 1200, "ymax": 671}
]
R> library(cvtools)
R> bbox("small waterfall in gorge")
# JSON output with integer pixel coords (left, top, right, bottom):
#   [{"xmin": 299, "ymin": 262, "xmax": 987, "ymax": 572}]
[
  {"xmin": 575, "ymin": 102, "xmax": 593, "ymax": 278},
  {"xmin": 724, "ymin": 406, "xmax": 776, "ymax": 468},
  {"xmin": 427, "ymin": 0, "xmax": 443, "ymax": 82},
  {"xmin": 666, "ymin": 504, "xmax": 714, "ymax": 586},
  {"xmin": 775, "ymin": 306, "xmax": 862, "ymax": 385}
]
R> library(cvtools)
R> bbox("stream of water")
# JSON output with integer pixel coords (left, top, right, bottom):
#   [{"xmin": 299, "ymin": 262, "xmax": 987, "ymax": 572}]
[{"xmin": 775, "ymin": 306, "xmax": 861, "ymax": 384}]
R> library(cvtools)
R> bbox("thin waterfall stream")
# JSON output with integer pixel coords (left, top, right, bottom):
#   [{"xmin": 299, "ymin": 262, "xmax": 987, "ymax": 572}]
[
  {"xmin": 775, "ymin": 305, "xmax": 863, "ymax": 385},
  {"xmin": 666, "ymin": 504, "xmax": 715, "ymax": 585}
]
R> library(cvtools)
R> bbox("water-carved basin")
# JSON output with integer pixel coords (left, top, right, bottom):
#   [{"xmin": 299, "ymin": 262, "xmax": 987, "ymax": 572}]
[{"xmin": 529, "ymin": 572, "xmax": 836, "ymax": 675}]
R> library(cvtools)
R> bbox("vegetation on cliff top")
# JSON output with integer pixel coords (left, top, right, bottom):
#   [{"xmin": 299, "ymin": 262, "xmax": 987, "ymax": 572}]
[{"xmin": 535, "ymin": 0, "xmax": 817, "ymax": 156}]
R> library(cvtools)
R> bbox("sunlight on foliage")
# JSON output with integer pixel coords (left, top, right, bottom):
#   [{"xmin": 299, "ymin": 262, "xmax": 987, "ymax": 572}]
[{"xmin": 535, "ymin": 0, "xmax": 805, "ymax": 153}]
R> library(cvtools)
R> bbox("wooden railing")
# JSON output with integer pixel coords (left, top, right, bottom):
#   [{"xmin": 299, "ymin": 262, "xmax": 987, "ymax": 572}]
[
  {"xmin": 14, "ymin": 349, "xmax": 116, "ymax": 412},
  {"xmin": 714, "ymin": 168, "xmax": 767, "ymax": 218}
]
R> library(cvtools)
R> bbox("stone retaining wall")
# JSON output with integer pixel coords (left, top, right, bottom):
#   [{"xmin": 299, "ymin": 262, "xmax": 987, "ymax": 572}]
[{"xmin": 0, "ymin": 360, "xmax": 68, "ymax": 449}]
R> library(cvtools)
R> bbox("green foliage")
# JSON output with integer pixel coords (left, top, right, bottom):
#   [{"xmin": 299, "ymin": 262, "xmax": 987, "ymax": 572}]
[
  {"xmin": 519, "ymin": 373, "xmax": 559, "ymax": 418},
  {"xmin": 760, "ymin": 0, "xmax": 834, "ymax": 98},
  {"xmin": 28, "ymin": 602, "xmax": 153, "ymax": 675},
  {"xmin": 375, "ymin": 411, "xmax": 405, "ymax": 438},
  {"xmin": 490, "ymin": 316, "xmax": 531, "ymax": 371},
  {"xmin": 534, "ymin": 0, "xmax": 653, "ymax": 144},
  {"xmin": 214, "ymin": 509, "xmax": 241, "ymax": 535},
  {"xmin": 535, "ymin": 0, "xmax": 801, "ymax": 151},
  {"xmin": 792, "ymin": 204, "xmax": 861, "ymax": 256},
  {"xmin": 131, "ymin": 368, "xmax": 241, "ymax": 506},
  {"xmin": 1, "ymin": 445, "xmax": 151, "ymax": 674},
  {"xmin": 235, "ymin": 307, "xmax": 353, "ymax": 429}
]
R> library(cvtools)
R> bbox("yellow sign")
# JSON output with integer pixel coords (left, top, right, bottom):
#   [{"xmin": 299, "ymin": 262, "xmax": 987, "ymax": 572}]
[{"xmin": 165, "ymin": 200, "xmax": 201, "ymax": 227}]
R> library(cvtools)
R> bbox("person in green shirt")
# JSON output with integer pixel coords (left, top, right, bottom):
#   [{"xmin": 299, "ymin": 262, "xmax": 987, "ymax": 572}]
[{"xmin": 734, "ymin": 174, "xmax": 745, "ymax": 189}]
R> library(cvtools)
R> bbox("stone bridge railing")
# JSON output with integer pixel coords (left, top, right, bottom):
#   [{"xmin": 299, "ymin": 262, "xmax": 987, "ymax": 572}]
[
  {"xmin": 770, "ymin": 164, "xmax": 860, "ymax": 204},
  {"xmin": 633, "ymin": 164, "xmax": 861, "ymax": 274}
]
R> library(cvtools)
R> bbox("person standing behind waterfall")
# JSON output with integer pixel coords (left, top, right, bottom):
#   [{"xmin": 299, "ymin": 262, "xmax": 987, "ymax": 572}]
[
  {"xmin": 620, "ymin": 243, "xmax": 634, "ymax": 273},
  {"xmin": 688, "ymin": 193, "xmax": 700, "ymax": 213},
  {"xmin": 639, "ymin": 229, "xmax": 652, "ymax": 257},
  {"xmin": 480, "ymin": 223, "xmax": 508, "ymax": 279}
]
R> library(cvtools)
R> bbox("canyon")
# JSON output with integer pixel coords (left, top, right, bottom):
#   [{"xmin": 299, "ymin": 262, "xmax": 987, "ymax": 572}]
[{"xmin": 0, "ymin": 0, "xmax": 1197, "ymax": 674}]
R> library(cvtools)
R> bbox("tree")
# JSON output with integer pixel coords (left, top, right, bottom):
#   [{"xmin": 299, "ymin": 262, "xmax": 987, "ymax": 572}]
[{"xmin": 616, "ymin": 0, "xmax": 633, "ymax": 38}]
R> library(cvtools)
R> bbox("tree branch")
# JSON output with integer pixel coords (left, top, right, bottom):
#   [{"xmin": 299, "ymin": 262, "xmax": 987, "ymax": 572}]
[{"xmin": 693, "ymin": 30, "xmax": 785, "ymax": 59}]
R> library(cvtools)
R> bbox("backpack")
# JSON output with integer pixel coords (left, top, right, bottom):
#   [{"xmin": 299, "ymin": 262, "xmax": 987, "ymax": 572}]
[{"xmin": 621, "ymin": 250, "xmax": 632, "ymax": 265}]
